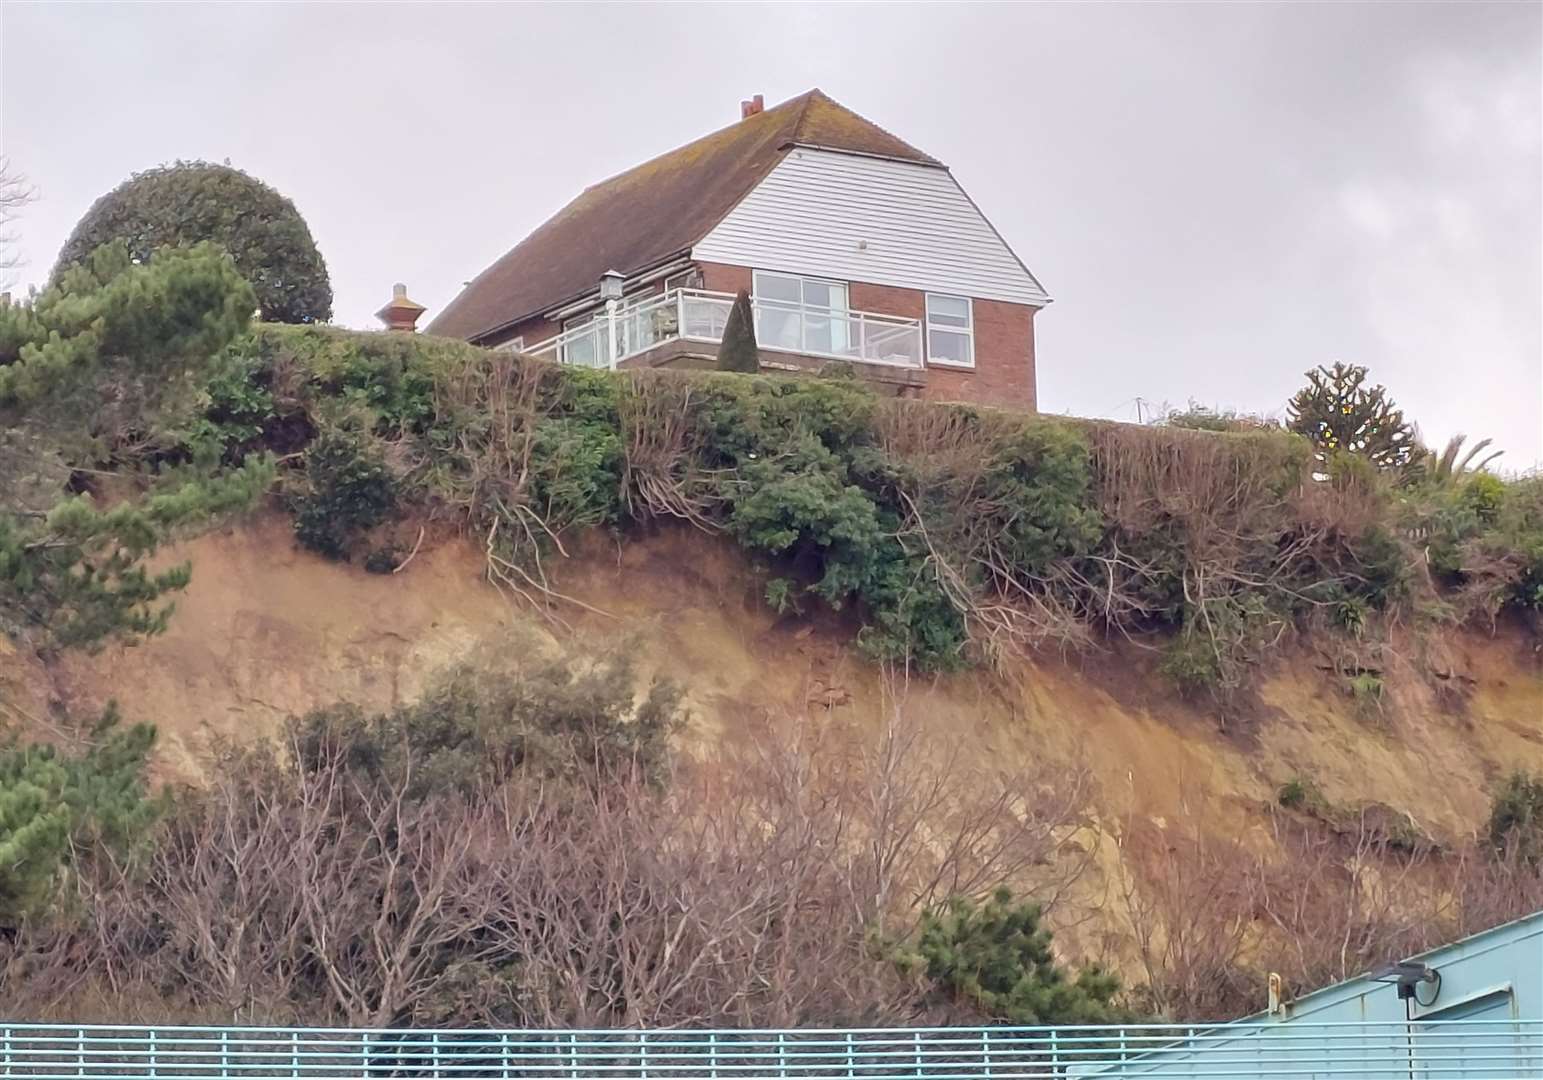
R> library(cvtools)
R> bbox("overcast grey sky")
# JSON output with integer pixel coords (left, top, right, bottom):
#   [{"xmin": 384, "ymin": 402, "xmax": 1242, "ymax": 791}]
[{"xmin": 3, "ymin": 2, "xmax": 1540, "ymax": 465}]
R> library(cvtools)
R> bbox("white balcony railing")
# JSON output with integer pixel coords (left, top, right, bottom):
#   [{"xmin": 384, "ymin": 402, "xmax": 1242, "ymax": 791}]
[{"xmin": 518, "ymin": 289, "xmax": 924, "ymax": 371}]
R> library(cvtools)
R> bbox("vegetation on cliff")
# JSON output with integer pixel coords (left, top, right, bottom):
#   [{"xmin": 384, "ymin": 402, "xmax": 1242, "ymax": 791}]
[
  {"xmin": 179, "ymin": 324, "xmax": 1540, "ymax": 702},
  {"xmin": 3, "ymin": 251, "xmax": 1541, "ymax": 1027}
]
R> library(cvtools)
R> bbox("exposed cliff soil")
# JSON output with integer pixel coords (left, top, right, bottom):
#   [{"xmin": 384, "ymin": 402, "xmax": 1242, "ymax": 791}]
[{"xmin": 4, "ymin": 514, "xmax": 1534, "ymax": 839}]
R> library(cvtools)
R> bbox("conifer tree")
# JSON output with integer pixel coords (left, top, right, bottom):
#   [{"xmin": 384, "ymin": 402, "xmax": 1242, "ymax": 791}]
[
  {"xmin": 0, "ymin": 708, "xmax": 159, "ymax": 927},
  {"xmin": 1, "ymin": 242, "xmax": 272, "ymax": 648},
  {"xmin": 1286, "ymin": 362, "xmax": 1414, "ymax": 471},
  {"xmin": 910, "ymin": 887, "xmax": 1122, "ymax": 1024},
  {"xmin": 716, "ymin": 289, "xmax": 759, "ymax": 373}
]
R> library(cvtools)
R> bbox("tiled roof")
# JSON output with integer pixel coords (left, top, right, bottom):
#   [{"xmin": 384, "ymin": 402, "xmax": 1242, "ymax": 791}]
[{"xmin": 427, "ymin": 90, "xmax": 940, "ymax": 341}]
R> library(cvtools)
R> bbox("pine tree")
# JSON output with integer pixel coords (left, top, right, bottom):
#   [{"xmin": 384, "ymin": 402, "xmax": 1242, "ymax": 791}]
[
  {"xmin": 1286, "ymin": 362, "xmax": 1415, "ymax": 471},
  {"xmin": 716, "ymin": 289, "xmax": 759, "ymax": 373},
  {"xmin": 909, "ymin": 887, "xmax": 1122, "ymax": 1024},
  {"xmin": 0, "ymin": 708, "xmax": 159, "ymax": 927},
  {"xmin": 1, "ymin": 242, "xmax": 273, "ymax": 648}
]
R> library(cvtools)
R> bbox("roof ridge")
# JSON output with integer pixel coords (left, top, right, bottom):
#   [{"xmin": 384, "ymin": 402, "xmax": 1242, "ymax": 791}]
[{"xmin": 788, "ymin": 88, "xmax": 822, "ymax": 146}]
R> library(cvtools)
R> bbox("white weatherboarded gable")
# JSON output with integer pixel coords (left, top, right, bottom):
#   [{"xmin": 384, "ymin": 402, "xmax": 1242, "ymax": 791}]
[{"xmin": 693, "ymin": 147, "xmax": 1050, "ymax": 306}]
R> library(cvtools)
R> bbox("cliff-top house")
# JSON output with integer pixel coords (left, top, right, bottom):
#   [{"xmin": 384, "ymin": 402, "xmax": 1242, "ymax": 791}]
[{"xmin": 428, "ymin": 90, "xmax": 1050, "ymax": 410}]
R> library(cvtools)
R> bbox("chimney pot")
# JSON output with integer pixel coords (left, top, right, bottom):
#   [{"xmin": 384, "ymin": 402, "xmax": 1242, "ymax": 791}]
[
  {"xmin": 376, "ymin": 282, "xmax": 427, "ymax": 333},
  {"xmin": 740, "ymin": 94, "xmax": 764, "ymax": 120}
]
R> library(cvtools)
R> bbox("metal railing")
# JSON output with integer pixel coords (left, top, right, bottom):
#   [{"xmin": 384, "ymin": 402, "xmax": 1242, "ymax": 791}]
[
  {"xmin": 520, "ymin": 289, "xmax": 925, "ymax": 372},
  {"xmin": 0, "ymin": 1020, "xmax": 1538, "ymax": 1078}
]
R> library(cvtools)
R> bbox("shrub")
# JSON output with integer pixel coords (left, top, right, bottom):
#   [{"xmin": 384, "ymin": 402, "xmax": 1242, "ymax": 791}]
[
  {"xmin": 53, "ymin": 161, "xmax": 332, "ymax": 323},
  {"xmin": 1158, "ymin": 631, "xmax": 1224, "ymax": 697},
  {"xmin": 904, "ymin": 887, "xmax": 1123, "ymax": 1025},
  {"xmin": 1162, "ymin": 402, "xmax": 1280, "ymax": 433},
  {"xmin": 288, "ymin": 652, "xmax": 685, "ymax": 795},
  {"xmin": 1488, "ymin": 771, "xmax": 1543, "ymax": 864},
  {"xmin": 291, "ymin": 428, "xmax": 396, "ymax": 560},
  {"xmin": 1278, "ymin": 776, "xmax": 1331, "ymax": 816}
]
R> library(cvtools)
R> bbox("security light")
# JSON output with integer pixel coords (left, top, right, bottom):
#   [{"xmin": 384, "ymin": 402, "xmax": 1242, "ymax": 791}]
[{"xmin": 1370, "ymin": 961, "xmax": 1440, "ymax": 1003}]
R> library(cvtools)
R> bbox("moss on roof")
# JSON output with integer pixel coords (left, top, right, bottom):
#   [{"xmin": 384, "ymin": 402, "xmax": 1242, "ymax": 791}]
[{"xmin": 428, "ymin": 90, "xmax": 941, "ymax": 342}]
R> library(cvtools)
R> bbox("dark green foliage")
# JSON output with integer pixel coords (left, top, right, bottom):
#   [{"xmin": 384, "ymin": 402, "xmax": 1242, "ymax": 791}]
[
  {"xmin": 1278, "ymin": 776, "xmax": 1319, "ymax": 812},
  {"xmin": 715, "ymin": 288, "xmax": 758, "ymax": 373},
  {"xmin": 0, "ymin": 709, "xmax": 160, "ymax": 926},
  {"xmin": 174, "ymin": 345, "xmax": 280, "ymax": 459},
  {"xmin": 530, "ymin": 368, "xmax": 624, "ymax": 530},
  {"xmin": 53, "ymin": 162, "xmax": 332, "ymax": 324},
  {"xmin": 189, "ymin": 325, "xmax": 1543, "ymax": 678},
  {"xmin": 289, "ymin": 653, "xmax": 685, "ymax": 795},
  {"xmin": 1287, "ymin": 362, "xmax": 1414, "ymax": 471},
  {"xmin": 291, "ymin": 428, "xmax": 396, "ymax": 560},
  {"xmin": 0, "ymin": 242, "xmax": 255, "ymax": 413},
  {"xmin": 1158, "ymin": 631, "xmax": 1226, "ymax": 697},
  {"xmin": 1, "ymin": 244, "xmax": 273, "ymax": 648},
  {"xmin": 1488, "ymin": 771, "xmax": 1543, "ymax": 864},
  {"xmin": 1, "ymin": 462, "xmax": 273, "ymax": 648},
  {"xmin": 906, "ymin": 888, "xmax": 1122, "ymax": 1025}
]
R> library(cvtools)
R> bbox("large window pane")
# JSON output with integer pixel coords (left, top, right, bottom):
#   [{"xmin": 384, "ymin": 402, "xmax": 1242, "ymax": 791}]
[{"xmin": 928, "ymin": 328, "xmax": 972, "ymax": 366}]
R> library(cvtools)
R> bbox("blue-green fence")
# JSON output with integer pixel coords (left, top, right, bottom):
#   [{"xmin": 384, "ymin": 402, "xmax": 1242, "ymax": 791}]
[{"xmin": 0, "ymin": 1021, "xmax": 1539, "ymax": 1079}]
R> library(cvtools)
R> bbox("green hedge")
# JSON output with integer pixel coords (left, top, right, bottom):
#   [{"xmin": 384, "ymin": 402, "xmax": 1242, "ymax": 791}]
[{"xmin": 178, "ymin": 325, "xmax": 1543, "ymax": 677}]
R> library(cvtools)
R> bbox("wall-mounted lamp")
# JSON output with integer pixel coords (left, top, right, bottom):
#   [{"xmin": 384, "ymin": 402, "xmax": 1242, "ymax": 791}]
[{"xmin": 1370, "ymin": 961, "xmax": 1441, "ymax": 1005}]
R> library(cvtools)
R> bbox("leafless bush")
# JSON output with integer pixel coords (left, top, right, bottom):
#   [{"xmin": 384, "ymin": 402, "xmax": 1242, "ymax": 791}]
[
  {"xmin": 618, "ymin": 371, "xmax": 727, "ymax": 529},
  {"xmin": 1115, "ymin": 821, "xmax": 1258, "ymax": 1021},
  {"xmin": 3, "ymin": 696, "xmax": 1096, "ymax": 1027}
]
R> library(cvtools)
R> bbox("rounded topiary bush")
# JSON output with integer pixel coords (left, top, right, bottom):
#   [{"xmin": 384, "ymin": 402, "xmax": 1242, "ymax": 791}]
[{"xmin": 53, "ymin": 161, "xmax": 332, "ymax": 324}]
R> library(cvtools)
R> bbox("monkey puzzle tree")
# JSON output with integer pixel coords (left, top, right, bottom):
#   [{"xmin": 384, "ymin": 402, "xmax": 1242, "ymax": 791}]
[
  {"xmin": 1287, "ymin": 362, "xmax": 1414, "ymax": 472},
  {"xmin": 53, "ymin": 161, "xmax": 332, "ymax": 324}
]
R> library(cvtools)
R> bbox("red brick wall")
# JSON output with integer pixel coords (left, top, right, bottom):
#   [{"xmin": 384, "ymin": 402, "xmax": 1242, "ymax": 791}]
[
  {"xmin": 847, "ymin": 282, "xmax": 1037, "ymax": 412},
  {"xmin": 544, "ymin": 260, "xmax": 1039, "ymax": 410},
  {"xmin": 697, "ymin": 261, "xmax": 752, "ymax": 296},
  {"xmin": 924, "ymin": 299, "xmax": 1037, "ymax": 412}
]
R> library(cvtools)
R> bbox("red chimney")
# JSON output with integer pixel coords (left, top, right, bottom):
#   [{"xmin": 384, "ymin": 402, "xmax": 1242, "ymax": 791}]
[
  {"xmin": 740, "ymin": 94, "xmax": 764, "ymax": 120},
  {"xmin": 376, "ymin": 283, "xmax": 427, "ymax": 333}
]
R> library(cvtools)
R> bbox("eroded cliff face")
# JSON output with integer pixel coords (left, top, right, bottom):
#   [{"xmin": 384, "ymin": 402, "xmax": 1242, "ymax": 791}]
[{"xmin": 6, "ymin": 512, "xmax": 1541, "ymax": 853}]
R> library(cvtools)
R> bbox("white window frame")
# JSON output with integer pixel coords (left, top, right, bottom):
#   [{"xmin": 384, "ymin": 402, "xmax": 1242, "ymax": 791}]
[
  {"xmin": 752, "ymin": 269, "xmax": 851, "ymax": 357},
  {"xmin": 495, "ymin": 335, "xmax": 525, "ymax": 353},
  {"xmin": 925, "ymin": 293, "xmax": 975, "ymax": 368},
  {"xmin": 663, "ymin": 268, "xmax": 701, "ymax": 293}
]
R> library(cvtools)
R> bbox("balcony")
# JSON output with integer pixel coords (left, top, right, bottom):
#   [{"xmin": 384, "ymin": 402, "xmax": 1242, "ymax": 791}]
[{"xmin": 518, "ymin": 289, "xmax": 924, "ymax": 372}]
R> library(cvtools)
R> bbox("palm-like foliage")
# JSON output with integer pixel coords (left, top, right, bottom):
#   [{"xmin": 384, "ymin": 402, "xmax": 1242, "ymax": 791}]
[{"xmin": 1429, "ymin": 434, "xmax": 1504, "ymax": 485}]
